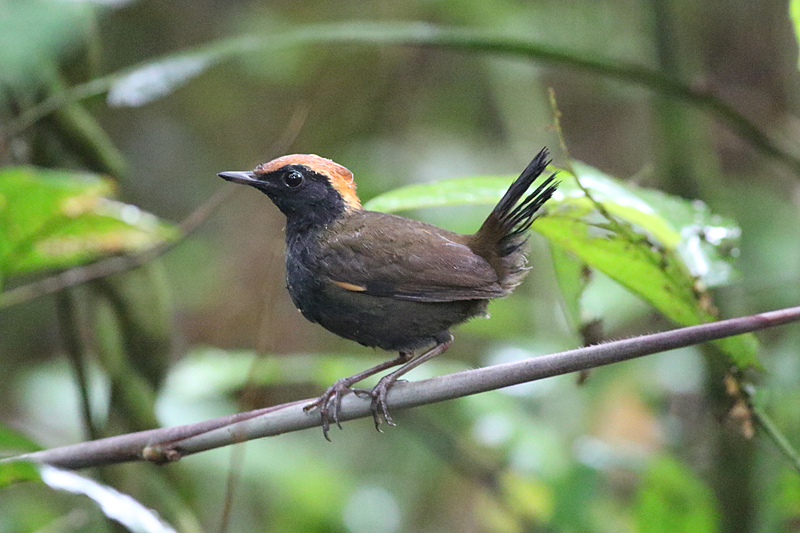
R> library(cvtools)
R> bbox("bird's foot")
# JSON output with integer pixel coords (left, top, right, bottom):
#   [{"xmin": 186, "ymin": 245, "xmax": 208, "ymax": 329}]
[
  {"xmin": 303, "ymin": 352, "xmax": 414, "ymax": 440},
  {"xmin": 365, "ymin": 377, "xmax": 408, "ymax": 431},
  {"xmin": 304, "ymin": 379, "xmax": 358, "ymax": 441}
]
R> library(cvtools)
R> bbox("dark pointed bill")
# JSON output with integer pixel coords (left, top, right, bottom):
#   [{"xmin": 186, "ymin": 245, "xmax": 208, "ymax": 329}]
[{"xmin": 218, "ymin": 171, "xmax": 258, "ymax": 185}]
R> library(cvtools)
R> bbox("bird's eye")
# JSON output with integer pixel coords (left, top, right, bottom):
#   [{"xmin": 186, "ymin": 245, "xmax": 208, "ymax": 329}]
[{"xmin": 284, "ymin": 170, "xmax": 304, "ymax": 188}]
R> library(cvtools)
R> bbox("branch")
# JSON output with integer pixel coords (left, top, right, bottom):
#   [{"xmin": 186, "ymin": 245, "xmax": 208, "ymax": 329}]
[
  {"xmin": 6, "ymin": 304, "xmax": 800, "ymax": 471},
  {"xmin": 5, "ymin": 23, "xmax": 799, "ymax": 174}
]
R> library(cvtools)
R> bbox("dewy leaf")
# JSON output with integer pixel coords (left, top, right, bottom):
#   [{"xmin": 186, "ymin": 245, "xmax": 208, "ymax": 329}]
[
  {"xmin": 40, "ymin": 465, "xmax": 178, "ymax": 533},
  {"xmin": 364, "ymin": 162, "xmax": 760, "ymax": 370},
  {"xmin": 0, "ymin": 167, "xmax": 178, "ymax": 280}
]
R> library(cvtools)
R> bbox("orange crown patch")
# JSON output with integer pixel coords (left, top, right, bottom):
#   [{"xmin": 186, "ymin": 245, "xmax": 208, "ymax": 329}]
[{"xmin": 256, "ymin": 154, "xmax": 361, "ymax": 211}]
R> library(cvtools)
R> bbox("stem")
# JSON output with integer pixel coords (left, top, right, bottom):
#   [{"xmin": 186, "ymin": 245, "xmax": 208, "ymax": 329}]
[
  {"xmin": 55, "ymin": 290, "xmax": 98, "ymax": 441},
  {"xmin": 751, "ymin": 401, "xmax": 800, "ymax": 473},
  {"xmin": 6, "ymin": 304, "xmax": 800, "ymax": 471}
]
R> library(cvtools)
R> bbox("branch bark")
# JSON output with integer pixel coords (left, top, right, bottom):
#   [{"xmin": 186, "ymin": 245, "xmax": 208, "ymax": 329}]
[{"xmin": 5, "ymin": 304, "xmax": 799, "ymax": 471}]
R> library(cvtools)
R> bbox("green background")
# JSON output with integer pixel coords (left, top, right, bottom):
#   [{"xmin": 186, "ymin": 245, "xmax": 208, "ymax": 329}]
[{"xmin": 1, "ymin": 1, "xmax": 800, "ymax": 532}]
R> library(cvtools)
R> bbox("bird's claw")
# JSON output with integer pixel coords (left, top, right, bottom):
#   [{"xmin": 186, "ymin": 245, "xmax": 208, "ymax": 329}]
[
  {"xmin": 305, "ymin": 377, "xmax": 407, "ymax": 439},
  {"xmin": 305, "ymin": 379, "xmax": 356, "ymax": 441},
  {"xmin": 342, "ymin": 386, "xmax": 393, "ymax": 431},
  {"xmin": 367, "ymin": 377, "xmax": 407, "ymax": 430}
]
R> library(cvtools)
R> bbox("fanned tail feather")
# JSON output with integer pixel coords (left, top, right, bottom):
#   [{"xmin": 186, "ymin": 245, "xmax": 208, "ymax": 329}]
[{"xmin": 471, "ymin": 147, "xmax": 559, "ymax": 292}]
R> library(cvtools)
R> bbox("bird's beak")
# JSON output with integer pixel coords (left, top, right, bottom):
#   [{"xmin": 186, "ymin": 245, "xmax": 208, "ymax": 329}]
[{"xmin": 218, "ymin": 171, "xmax": 259, "ymax": 186}]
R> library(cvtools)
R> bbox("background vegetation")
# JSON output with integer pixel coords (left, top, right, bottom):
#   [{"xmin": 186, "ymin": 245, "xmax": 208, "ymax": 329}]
[{"xmin": 2, "ymin": 0, "xmax": 800, "ymax": 532}]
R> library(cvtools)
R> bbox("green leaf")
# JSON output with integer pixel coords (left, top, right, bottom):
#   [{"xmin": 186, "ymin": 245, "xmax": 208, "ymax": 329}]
[
  {"xmin": 0, "ymin": 461, "xmax": 41, "ymax": 488},
  {"xmin": 0, "ymin": 422, "xmax": 42, "ymax": 454},
  {"xmin": 107, "ymin": 52, "xmax": 228, "ymax": 108},
  {"xmin": 776, "ymin": 467, "xmax": 800, "ymax": 522},
  {"xmin": 635, "ymin": 455, "xmax": 720, "ymax": 533},
  {"xmin": 0, "ymin": 0, "xmax": 93, "ymax": 92},
  {"xmin": 0, "ymin": 167, "xmax": 178, "ymax": 283},
  {"xmin": 364, "ymin": 162, "xmax": 760, "ymax": 369},
  {"xmin": 791, "ymin": 0, "xmax": 800, "ymax": 68},
  {"xmin": 549, "ymin": 246, "xmax": 590, "ymax": 334},
  {"xmin": 364, "ymin": 175, "xmax": 518, "ymax": 213}
]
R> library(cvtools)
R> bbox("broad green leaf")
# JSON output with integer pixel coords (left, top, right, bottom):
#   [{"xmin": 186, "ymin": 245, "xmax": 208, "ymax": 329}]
[
  {"xmin": 0, "ymin": 167, "xmax": 178, "ymax": 283},
  {"xmin": 364, "ymin": 162, "xmax": 760, "ymax": 369},
  {"xmin": 635, "ymin": 455, "xmax": 720, "ymax": 533},
  {"xmin": 365, "ymin": 175, "xmax": 520, "ymax": 213},
  {"xmin": 777, "ymin": 468, "xmax": 800, "ymax": 522}
]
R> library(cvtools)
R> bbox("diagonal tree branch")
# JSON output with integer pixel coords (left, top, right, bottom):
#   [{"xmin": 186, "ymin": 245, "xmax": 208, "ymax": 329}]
[{"xmin": 6, "ymin": 304, "xmax": 799, "ymax": 471}]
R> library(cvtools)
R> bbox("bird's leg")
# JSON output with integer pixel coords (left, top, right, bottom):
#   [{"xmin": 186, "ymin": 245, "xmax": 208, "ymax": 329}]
[
  {"xmin": 305, "ymin": 352, "xmax": 413, "ymax": 441},
  {"xmin": 370, "ymin": 333, "xmax": 454, "ymax": 429}
]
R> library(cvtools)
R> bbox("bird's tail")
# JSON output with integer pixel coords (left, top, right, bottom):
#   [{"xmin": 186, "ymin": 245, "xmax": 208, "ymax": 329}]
[{"xmin": 470, "ymin": 148, "xmax": 559, "ymax": 291}]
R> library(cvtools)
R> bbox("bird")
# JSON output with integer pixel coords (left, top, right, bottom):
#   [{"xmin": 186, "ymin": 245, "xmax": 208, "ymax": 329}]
[{"xmin": 219, "ymin": 148, "xmax": 558, "ymax": 440}]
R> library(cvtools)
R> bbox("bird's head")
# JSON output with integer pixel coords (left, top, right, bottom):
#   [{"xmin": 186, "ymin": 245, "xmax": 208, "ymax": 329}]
[{"xmin": 219, "ymin": 154, "xmax": 361, "ymax": 228}]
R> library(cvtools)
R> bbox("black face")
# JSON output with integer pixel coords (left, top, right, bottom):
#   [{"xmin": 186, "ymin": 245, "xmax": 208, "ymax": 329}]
[{"xmin": 219, "ymin": 164, "xmax": 347, "ymax": 229}]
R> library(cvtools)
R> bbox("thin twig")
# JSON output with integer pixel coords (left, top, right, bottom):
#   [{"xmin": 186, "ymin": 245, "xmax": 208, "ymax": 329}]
[
  {"xmin": 55, "ymin": 291, "xmax": 98, "ymax": 441},
  {"xmin": 218, "ymin": 445, "xmax": 246, "ymax": 533},
  {"xmin": 6, "ymin": 304, "xmax": 799, "ymax": 471},
  {"xmin": 5, "ymin": 77, "xmax": 115, "ymax": 138},
  {"xmin": 547, "ymin": 88, "xmax": 632, "ymax": 235},
  {"xmin": 751, "ymin": 399, "xmax": 800, "ymax": 473}
]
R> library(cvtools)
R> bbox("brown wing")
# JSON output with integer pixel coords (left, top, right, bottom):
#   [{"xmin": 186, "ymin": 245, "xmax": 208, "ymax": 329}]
[{"xmin": 317, "ymin": 211, "xmax": 505, "ymax": 302}]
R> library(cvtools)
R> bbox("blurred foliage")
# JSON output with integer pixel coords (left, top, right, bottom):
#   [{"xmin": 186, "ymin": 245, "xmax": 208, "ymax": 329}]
[
  {"xmin": 634, "ymin": 455, "xmax": 720, "ymax": 533},
  {"xmin": 792, "ymin": 0, "xmax": 800, "ymax": 66},
  {"xmin": 1, "ymin": 0, "xmax": 800, "ymax": 532},
  {"xmin": 366, "ymin": 161, "xmax": 759, "ymax": 368},
  {"xmin": 0, "ymin": 166, "xmax": 177, "ymax": 288},
  {"xmin": 0, "ymin": 462, "xmax": 180, "ymax": 533}
]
